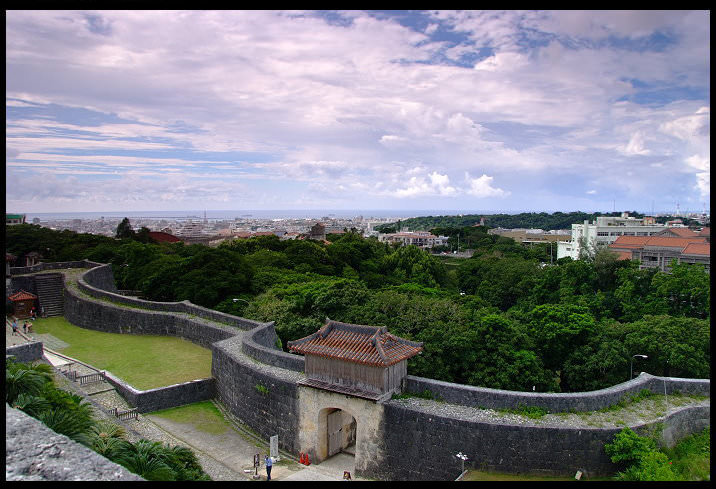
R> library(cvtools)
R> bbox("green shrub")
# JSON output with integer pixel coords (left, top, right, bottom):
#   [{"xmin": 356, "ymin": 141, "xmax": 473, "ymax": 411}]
[
  {"xmin": 665, "ymin": 427, "xmax": 710, "ymax": 481},
  {"xmin": 604, "ymin": 427, "xmax": 657, "ymax": 467},
  {"xmin": 604, "ymin": 426, "xmax": 709, "ymax": 481},
  {"xmin": 619, "ymin": 451, "xmax": 679, "ymax": 481}
]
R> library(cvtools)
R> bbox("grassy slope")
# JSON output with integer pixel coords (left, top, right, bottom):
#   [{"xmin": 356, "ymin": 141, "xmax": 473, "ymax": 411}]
[
  {"xmin": 32, "ymin": 316, "xmax": 212, "ymax": 390},
  {"xmin": 151, "ymin": 400, "xmax": 230, "ymax": 435}
]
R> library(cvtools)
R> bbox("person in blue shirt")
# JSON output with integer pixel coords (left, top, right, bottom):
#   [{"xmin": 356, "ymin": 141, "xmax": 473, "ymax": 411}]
[{"xmin": 265, "ymin": 455, "xmax": 273, "ymax": 481}]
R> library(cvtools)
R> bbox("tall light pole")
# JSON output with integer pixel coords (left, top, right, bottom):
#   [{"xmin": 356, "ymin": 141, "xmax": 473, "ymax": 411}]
[
  {"xmin": 456, "ymin": 452, "xmax": 468, "ymax": 476},
  {"xmin": 630, "ymin": 354, "xmax": 648, "ymax": 380}
]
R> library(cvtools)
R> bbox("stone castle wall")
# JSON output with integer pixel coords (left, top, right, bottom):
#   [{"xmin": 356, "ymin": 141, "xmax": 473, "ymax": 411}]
[
  {"xmin": 378, "ymin": 401, "xmax": 711, "ymax": 480},
  {"xmin": 6, "ymin": 405, "xmax": 144, "ymax": 481},
  {"xmin": 405, "ymin": 373, "xmax": 709, "ymax": 412},
  {"xmin": 6, "ymin": 341, "xmax": 44, "ymax": 363},
  {"xmin": 7, "ymin": 263, "xmax": 711, "ymax": 480}
]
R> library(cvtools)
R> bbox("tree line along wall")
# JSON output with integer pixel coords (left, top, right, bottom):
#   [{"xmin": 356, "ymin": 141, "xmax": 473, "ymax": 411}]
[{"xmin": 8, "ymin": 263, "xmax": 711, "ymax": 480}]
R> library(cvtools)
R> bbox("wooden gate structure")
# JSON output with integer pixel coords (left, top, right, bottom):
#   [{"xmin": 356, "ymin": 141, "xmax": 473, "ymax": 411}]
[{"xmin": 327, "ymin": 409, "xmax": 343, "ymax": 457}]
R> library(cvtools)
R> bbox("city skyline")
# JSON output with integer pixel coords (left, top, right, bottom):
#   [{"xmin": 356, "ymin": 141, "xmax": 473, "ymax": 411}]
[{"xmin": 6, "ymin": 10, "xmax": 710, "ymax": 214}]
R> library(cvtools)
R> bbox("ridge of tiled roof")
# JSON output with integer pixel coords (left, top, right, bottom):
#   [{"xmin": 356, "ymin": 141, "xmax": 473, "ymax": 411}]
[
  {"xmin": 658, "ymin": 227, "xmax": 700, "ymax": 237},
  {"xmin": 8, "ymin": 290, "xmax": 37, "ymax": 301},
  {"xmin": 288, "ymin": 319, "xmax": 423, "ymax": 367},
  {"xmin": 681, "ymin": 242, "xmax": 710, "ymax": 256}
]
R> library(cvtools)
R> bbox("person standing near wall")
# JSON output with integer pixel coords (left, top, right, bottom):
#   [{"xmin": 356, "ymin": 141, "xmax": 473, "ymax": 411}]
[{"xmin": 265, "ymin": 455, "xmax": 273, "ymax": 481}]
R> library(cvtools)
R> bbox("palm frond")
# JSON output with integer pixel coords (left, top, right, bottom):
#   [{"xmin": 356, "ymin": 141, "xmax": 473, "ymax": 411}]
[{"xmin": 12, "ymin": 393, "xmax": 52, "ymax": 418}]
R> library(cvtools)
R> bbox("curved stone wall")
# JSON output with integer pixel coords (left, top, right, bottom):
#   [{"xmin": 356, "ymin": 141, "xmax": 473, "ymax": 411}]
[
  {"xmin": 9, "ymin": 262, "xmax": 709, "ymax": 480},
  {"xmin": 10, "ymin": 259, "xmax": 104, "ymax": 276},
  {"xmin": 378, "ymin": 400, "xmax": 710, "ymax": 480},
  {"xmin": 405, "ymin": 373, "xmax": 710, "ymax": 412}
]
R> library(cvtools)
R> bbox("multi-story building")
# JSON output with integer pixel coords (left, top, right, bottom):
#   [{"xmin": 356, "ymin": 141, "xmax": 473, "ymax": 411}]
[
  {"xmin": 6, "ymin": 214, "xmax": 26, "ymax": 225},
  {"xmin": 378, "ymin": 231, "xmax": 449, "ymax": 249},
  {"xmin": 489, "ymin": 228, "xmax": 571, "ymax": 243},
  {"xmin": 609, "ymin": 233, "xmax": 710, "ymax": 273},
  {"xmin": 557, "ymin": 213, "xmax": 668, "ymax": 260}
]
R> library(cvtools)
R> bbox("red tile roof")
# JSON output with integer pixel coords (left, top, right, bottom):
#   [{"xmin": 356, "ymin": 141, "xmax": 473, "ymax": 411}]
[
  {"xmin": 609, "ymin": 236, "xmax": 651, "ymax": 249},
  {"xmin": 148, "ymin": 231, "xmax": 182, "ymax": 243},
  {"xmin": 288, "ymin": 319, "xmax": 423, "ymax": 367},
  {"xmin": 681, "ymin": 243, "xmax": 710, "ymax": 256},
  {"xmin": 610, "ymin": 235, "xmax": 706, "ymax": 251},
  {"xmin": 8, "ymin": 290, "xmax": 37, "ymax": 301},
  {"xmin": 614, "ymin": 251, "xmax": 634, "ymax": 261},
  {"xmin": 658, "ymin": 227, "xmax": 700, "ymax": 238},
  {"xmin": 699, "ymin": 227, "xmax": 710, "ymax": 237},
  {"xmin": 643, "ymin": 236, "xmax": 707, "ymax": 249}
]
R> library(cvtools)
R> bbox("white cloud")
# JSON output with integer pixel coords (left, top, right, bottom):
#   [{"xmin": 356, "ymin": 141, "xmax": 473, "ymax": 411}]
[
  {"xmin": 659, "ymin": 107, "xmax": 710, "ymax": 143},
  {"xmin": 4, "ymin": 10, "xmax": 710, "ymax": 212},
  {"xmin": 395, "ymin": 171, "xmax": 456, "ymax": 198},
  {"xmin": 473, "ymin": 51, "xmax": 528, "ymax": 72},
  {"xmin": 621, "ymin": 132, "xmax": 651, "ymax": 156},
  {"xmin": 464, "ymin": 173, "xmax": 510, "ymax": 198}
]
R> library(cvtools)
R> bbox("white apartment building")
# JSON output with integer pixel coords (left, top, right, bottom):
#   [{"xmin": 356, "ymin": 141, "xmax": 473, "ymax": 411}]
[
  {"xmin": 557, "ymin": 213, "xmax": 668, "ymax": 260},
  {"xmin": 378, "ymin": 231, "xmax": 449, "ymax": 249}
]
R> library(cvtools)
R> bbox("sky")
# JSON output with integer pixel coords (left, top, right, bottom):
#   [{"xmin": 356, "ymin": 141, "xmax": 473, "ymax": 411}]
[{"xmin": 5, "ymin": 10, "xmax": 711, "ymax": 215}]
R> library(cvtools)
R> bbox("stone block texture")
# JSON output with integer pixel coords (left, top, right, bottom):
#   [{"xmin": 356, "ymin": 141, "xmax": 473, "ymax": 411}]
[
  {"xmin": 6, "ymin": 341, "xmax": 44, "ymax": 363},
  {"xmin": 6, "ymin": 405, "xmax": 143, "ymax": 481}
]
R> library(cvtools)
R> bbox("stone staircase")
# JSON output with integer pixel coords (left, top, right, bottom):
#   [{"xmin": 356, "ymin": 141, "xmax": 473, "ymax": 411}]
[{"xmin": 34, "ymin": 274, "xmax": 65, "ymax": 317}]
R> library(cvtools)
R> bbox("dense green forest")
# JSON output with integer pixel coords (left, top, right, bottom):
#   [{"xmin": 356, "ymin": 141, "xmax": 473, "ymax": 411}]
[
  {"xmin": 6, "ymin": 222, "xmax": 710, "ymax": 393},
  {"xmin": 375, "ymin": 211, "xmax": 705, "ymax": 233}
]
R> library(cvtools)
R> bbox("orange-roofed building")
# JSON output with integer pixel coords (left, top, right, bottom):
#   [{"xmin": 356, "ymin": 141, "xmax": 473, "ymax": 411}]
[
  {"xmin": 609, "ymin": 235, "xmax": 710, "ymax": 273},
  {"xmin": 148, "ymin": 231, "xmax": 182, "ymax": 244},
  {"xmin": 8, "ymin": 290, "xmax": 38, "ymax": 318},
  {"xmin": 288, "ymin": 319, "xmax": 423, "ymax": 401}
]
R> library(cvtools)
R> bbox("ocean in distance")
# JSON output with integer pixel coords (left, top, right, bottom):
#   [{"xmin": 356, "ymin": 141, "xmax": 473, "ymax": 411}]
[{"xmin": 25, "ymin": 209, "xmax": 497, "ymax": 221}]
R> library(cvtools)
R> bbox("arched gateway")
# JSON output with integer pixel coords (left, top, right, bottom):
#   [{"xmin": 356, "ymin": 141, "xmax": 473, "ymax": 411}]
[{"xmin": 288, "ymin": 319, "xmax": 423, "ymax": 474}]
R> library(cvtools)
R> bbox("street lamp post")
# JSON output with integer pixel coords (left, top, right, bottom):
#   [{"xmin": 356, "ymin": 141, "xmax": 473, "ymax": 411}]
[
  {"xmin": 233, "ymin": 298, "xmax": 249, "ymax": 306},
  {"xmin": 456, "ymin": 452, "xmax": 468, "ymax": 476},
  {"xmin": 630, "ymin": 354, "xmax": 648, "ymax": 380}
]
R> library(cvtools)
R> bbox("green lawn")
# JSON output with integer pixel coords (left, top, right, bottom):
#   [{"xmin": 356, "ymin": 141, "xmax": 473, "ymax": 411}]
[
  {"xmin": 151, "ymin": 400, "xmax": 230, "ymax": 435},
  {"xmin": 32, "ymin": 316, "xmax": 212, "ymax": 390},
  {"xmin": 462, "ymin": 470, "xmax": 592, "ymax": 481}
]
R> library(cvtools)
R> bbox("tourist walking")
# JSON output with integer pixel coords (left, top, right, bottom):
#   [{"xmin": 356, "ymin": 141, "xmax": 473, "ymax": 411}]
[
  {"xmin": 23, "ymin": 322, "xmax": 28, "ymax": 334},
  {"xmin": 11, "ymin": 319, "xmax": 19, "ymax": 335},
  {"xmin": 265, "ymin": 455, "xmax": 273, "ymax": 481}
]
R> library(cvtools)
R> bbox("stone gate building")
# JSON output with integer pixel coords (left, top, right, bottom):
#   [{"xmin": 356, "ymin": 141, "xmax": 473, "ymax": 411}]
[{"xmin": 287, "ymin": 320, "xmax": 422, "ymax": 469}]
